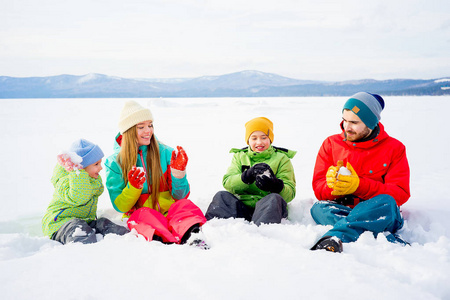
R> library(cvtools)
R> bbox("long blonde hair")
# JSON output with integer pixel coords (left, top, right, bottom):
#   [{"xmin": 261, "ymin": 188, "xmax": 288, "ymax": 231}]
[{"xmin": 118, "ymin": 125, "xmax": 164, "ymax": 209}]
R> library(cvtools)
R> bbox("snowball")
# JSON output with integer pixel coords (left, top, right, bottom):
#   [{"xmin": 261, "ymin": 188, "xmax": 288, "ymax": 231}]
[
  {"xmin": 338, "ymin": 166, "xmax": 351, "ymax": 176},
  {"xmin": 257, "ymin": 170, "xmax": 272, "ymax": 179}
]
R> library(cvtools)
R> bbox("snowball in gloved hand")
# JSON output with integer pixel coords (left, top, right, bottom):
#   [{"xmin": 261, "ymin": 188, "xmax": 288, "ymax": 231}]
[{"xmin": 337, "ymin": 166, "xmax": 352, "ymax": 176}]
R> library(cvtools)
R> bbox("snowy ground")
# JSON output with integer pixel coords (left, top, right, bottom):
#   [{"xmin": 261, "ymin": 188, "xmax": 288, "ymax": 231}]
[{"xmin": 1, "ymin": 96, "xmax": 449, "ymax": 299}]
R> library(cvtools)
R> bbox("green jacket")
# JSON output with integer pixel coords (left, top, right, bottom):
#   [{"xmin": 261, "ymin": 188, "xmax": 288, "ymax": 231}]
[
  {"xmin": 42, "ymin": 164, "xmax": 104, "ymax": 238},
  {"xmin": 223, "ymin": 145, "xmax": 296, "ymax": 208}
]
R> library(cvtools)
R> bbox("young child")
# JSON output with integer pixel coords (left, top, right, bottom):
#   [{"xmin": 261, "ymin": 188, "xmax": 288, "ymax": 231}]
[
  {"xmin": 205, "ymin": 117, "xmax": 296, "ymax": 225},
  {"xmin": 42, "ymin": 139, "xmax": 129, "ymax": 244}
]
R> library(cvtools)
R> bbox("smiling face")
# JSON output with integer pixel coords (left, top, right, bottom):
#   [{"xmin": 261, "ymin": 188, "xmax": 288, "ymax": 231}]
[
  {"xmin": 136, "ymin": 120, "xmax": 154, "ymax": 146},
  {"xmin": 85, "ymin": 159, "xmax": 102, "ymax": 179},
  {"xmin": 248, "ymin": 131, "xmax": 271, "ymax": 152},
  {"xmin": 342, "ymin": 109, "xmax": 372, "ymax": 142}
]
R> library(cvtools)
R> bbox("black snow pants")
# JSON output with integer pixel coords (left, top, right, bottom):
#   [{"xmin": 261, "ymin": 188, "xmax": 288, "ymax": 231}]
[{"xmin": 205, "ymin": 191, "xmax": 287, "ymax": 226}]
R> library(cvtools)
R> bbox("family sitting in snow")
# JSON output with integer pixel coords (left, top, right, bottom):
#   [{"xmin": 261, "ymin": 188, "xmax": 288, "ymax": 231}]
[{"xmin": 42, "ymin": 92, "xmax": 411, "ymax": 253}]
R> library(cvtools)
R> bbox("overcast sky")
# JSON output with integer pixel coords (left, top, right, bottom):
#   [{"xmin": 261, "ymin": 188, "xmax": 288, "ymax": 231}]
[{"xmin": 1, "ymin": 0, "xmax": 449, "ymax": 81}]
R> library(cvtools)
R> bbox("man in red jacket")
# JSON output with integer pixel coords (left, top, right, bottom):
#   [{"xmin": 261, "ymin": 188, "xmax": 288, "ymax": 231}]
[{"xmin": 310, "ymin": 92, "xmax": 410, "ymax": 253}]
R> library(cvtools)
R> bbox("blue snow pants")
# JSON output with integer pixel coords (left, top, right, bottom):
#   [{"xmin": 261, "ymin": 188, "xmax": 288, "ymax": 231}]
[{"xmin": 310, "ymin": 194, "xmax": 404, "ymax": 243}]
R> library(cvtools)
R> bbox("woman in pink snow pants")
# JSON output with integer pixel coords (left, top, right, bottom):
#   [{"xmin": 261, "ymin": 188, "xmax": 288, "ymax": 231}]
[{"xmin": 105, "ymin": 100, "xmax": 207, "ymax": 244}]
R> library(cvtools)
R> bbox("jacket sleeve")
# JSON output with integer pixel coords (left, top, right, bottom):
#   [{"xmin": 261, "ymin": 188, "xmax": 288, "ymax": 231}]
[
  {"xmin": 312, "ymin": 138, "xmax": 336, "ymax": 201},
  {"xmin": 55, "ymin": 170, "xmax": 97, "ymax": 205},
  {"xmin": 355, "ymin": 143, "xmax": 410, "ymax": 206},
  {"xmin": 276, "ymin": 156, "xmax": 296, "ymax": 202},
  {"xmin": 105, "ymin": 155, "xmax": 142, "ymax": 213},
  {"xmin": 223, "ymin": 153, "xmax": 250, "ymax": 194}
]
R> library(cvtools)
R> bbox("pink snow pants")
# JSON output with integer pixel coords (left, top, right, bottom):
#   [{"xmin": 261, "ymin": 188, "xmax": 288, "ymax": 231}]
[{"xmin": 127, "ymin": 199, "xmax": 207, "ymax": 244}]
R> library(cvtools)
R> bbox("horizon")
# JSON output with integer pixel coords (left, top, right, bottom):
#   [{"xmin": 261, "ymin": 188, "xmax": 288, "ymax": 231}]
[{"xmin": 1, "ymin": 69, "xmax": 449, "ymax": 82}]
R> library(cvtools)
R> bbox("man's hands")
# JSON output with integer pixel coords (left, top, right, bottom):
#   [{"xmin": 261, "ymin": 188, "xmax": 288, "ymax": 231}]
[
  {"xmin": 328, "ymin": 161, "xmax": 360, "ymax": 196},
  {"xmin": 326, "ymin": 160, "xmax": 343, "ymax": 189},
  {"xmin": 128, "ymin": 166, "xmax": 146, "ymax": 189}
]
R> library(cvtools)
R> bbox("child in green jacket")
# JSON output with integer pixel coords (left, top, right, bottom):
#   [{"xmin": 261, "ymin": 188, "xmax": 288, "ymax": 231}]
[
  {"xmin": 42, "ymin": 139, "xmax": 129, "ymax": 244},
  {"xmin": 205, "ymin": 117, "xmax": 296, "ymax": 225}
]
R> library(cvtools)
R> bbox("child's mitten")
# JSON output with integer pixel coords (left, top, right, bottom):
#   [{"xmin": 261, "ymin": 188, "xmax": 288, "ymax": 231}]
[
  {"xmin": 241, "ymin": 163, "xmax": 271, "ymax": 184},
  {"xmin": 255, "ymin": 173, "xmax": 284, "ymax": 193}
]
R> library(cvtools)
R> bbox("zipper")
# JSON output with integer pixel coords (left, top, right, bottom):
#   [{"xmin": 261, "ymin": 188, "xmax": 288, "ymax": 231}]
[
  {"xmin": 139, "ymin": 149, "xmax": 161, "ymax": 212},
  {"xmin": 53, "ymin": 209, "xmax": 66, "ymax": 221}
]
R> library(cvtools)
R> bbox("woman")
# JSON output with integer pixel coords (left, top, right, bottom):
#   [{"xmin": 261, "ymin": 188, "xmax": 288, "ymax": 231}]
[{"xmin": 105, "ymin": 100, "xmax": 207, "ymax": 246}]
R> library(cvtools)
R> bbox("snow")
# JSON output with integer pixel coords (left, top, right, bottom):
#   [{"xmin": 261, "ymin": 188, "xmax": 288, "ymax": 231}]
[
  {"xmin": 72, "ymin": 226, "xmax": 88, "ymax": 237},
  {"xmin": 1, "ymin": 96, "xmax": 449, "ymax": 299},
  {"xmin": 338, "ymin": 166, "xmax": 351, "ymax": 176},
  {"xmin": 258, "ymin": 169, "xmax": 273, "ymax": 178},
  {"xmin": 77, "ymin": 73, "xmax": 99, "ymax": 84}
]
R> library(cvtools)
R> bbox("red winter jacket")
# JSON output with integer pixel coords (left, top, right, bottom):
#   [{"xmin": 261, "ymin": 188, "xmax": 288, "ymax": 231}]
[{"xmin": 312, "ymin": 122, "xmax": 410, "ymax": 207}]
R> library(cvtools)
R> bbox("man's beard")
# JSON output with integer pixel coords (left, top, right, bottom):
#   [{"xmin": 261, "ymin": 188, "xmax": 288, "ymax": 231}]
[{"xmin": 345, "ymin": 127, "xmax": 372, "ymax": 142}]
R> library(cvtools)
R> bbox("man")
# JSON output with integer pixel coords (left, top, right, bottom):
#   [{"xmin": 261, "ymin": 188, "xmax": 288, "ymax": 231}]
[{"xmin": 310, "ymin": 92, "xmax": 410, "ymax": 253}]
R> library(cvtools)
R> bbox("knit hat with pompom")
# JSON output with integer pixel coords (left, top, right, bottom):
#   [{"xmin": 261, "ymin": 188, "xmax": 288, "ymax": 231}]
[{"xmin": 67, "ymin": 139, "xmax": 104, "ymax": 168}]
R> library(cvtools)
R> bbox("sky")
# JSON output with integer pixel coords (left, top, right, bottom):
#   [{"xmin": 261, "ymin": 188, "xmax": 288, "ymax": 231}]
[{"xmin": 1, "ymin": 0, "xmax": 449, "ymax": 81}]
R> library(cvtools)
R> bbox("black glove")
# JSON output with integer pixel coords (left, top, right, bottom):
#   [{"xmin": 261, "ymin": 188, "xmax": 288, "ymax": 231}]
[
  {"xmin": 255, "ymin": 173, "xmax": 284, "ymax": 193},
  {"xmin": 241, "ymin": 163, "xmax": 271, "ymax": 184}
]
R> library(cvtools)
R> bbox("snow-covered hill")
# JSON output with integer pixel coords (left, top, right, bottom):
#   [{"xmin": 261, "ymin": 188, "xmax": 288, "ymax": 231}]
[
  {"xmin": 0, "ymin": 96, "xmax": 449, "ymax": 299},
  {"xmin": 1, "ymin": 71, "xmax": 449, "ymax": 98}
]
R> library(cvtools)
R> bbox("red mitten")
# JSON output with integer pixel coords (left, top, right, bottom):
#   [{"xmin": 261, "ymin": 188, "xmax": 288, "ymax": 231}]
[
  {"xmin": 128, "ymin": 166, "xmax": 146, "ymax": 189},
  {"xmin": 170, "ymin": 146, "xmax": 188, "ymax": 171}
]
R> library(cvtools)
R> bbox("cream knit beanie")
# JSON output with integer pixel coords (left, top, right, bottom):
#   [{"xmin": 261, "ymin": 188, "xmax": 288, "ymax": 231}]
[{"xmin": 118, "ymin": 101, "xmax": 154, "ymax": 134}]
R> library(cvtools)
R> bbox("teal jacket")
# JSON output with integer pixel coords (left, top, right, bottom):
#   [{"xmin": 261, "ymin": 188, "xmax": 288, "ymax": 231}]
[
  {"xmin": 42, "ymin": 164, "xmax": 104, "ymax": 238},
  {"xmin": 223, "ymin": 145, "xmax": 296, "ymax": 208},
  {"xmin": 105, "ymin": 135, "xmax": 190, "ymax": 215}
]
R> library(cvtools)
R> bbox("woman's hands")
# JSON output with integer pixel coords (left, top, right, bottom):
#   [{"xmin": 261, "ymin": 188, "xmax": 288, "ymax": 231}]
[
  {"xmin": 171, "ymin": 146, "xmax": 188, "ymax": 178},
  {"xmin": 128, "ymin": 166, "xmax": 146, "ymax": 189}
]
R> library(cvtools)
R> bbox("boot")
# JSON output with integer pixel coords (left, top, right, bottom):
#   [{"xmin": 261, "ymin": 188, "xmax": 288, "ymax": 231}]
[{"xmin": 311, "ymin": 236, "xmax": 343, "ymax": 253}]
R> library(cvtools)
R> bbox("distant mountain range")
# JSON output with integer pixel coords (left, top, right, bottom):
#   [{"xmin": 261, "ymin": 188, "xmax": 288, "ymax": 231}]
[{"xmin": 1, "ymin": 70, "xmax": 449, "ymax": 98}]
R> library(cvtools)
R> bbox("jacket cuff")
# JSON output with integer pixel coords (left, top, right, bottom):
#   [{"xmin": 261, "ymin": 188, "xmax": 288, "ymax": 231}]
[{"xmin": 114, "ymin": 183, "xmax": 142, "ymax": 213}]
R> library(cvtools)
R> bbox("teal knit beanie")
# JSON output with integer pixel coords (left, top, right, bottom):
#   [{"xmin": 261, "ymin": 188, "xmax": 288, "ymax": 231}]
[{"xmin": 343, "ymin": 92, "xmax": 385, "ymax": 130}]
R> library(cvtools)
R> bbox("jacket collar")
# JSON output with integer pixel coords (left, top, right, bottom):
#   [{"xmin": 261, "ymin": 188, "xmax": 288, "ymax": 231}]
[{"xmin": 339, "ymin": 122, "xmax": 388, "ymax": 149}]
